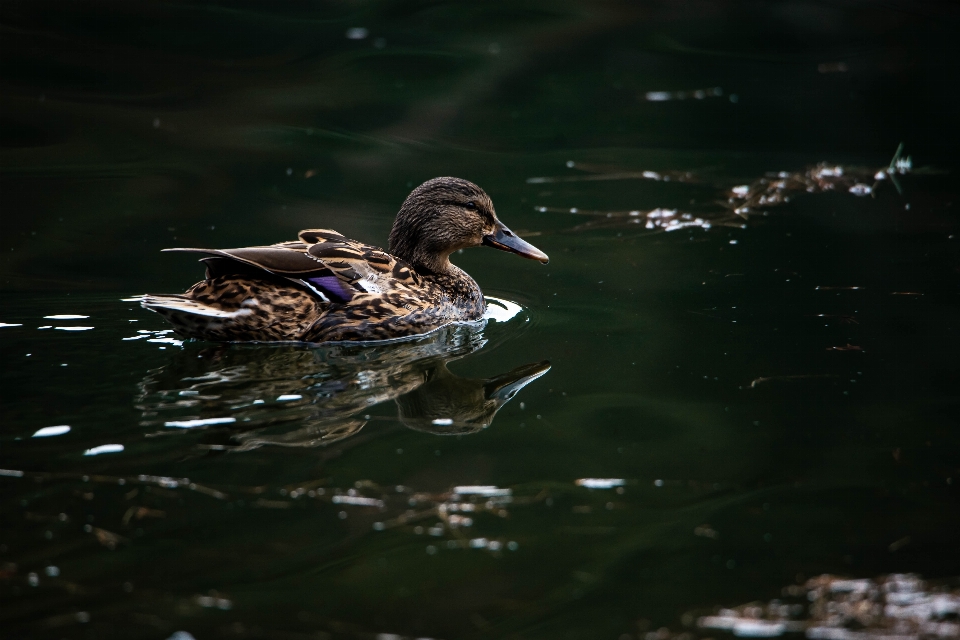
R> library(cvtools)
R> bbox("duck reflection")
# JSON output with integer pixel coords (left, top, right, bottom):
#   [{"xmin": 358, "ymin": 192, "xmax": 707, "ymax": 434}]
[{"xmin": 135, "ymin": 323, "xmax": 549, "ymax": 449}]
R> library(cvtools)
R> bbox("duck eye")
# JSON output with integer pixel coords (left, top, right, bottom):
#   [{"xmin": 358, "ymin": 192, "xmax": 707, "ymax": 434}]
[{"xmin": 465, "ymin": 201, "xmax": 477, "ymax": 210}]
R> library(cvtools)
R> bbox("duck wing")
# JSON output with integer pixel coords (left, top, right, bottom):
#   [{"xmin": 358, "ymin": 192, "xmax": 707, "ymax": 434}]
[{"xmin": 165, "ymin": 229, "xmax": 418, "ymax": 304}]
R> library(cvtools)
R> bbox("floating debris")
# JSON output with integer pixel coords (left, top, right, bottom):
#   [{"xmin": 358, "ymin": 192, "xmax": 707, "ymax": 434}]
[
  {"xmin": 121, "ymin": 506, "xmax": 166, "ymax": 526},
  {"xmin": 528, "ymin": 161, "xmax": 696, "ymax": 185},
  {"xmin": 645, "ymin": 86, "xmax": 724, "ymax": 101},
  {"xmin": 576, "ymin": 478, "xmax": 625, "ymax": 489},
  {"xmin": 452, "ymin": 486, "xmax": 512, "ymax": 497},
  {"xmin": 531, "ymin": 205, "xmax": 726, "ymax": 234},
  {"xmin": 694, "ymin": 574, "xmax": 960, "ymax": 639},
  {"xmin": 88, "ymin": 526, "xmax": 128, "ymax": 550},
  {"xmin": 44, "ymin": 315, "xmax": 89, "ymax": 320},
  {"xmin": 0, "ymin": 467, "xmax": 228, "ymax": 500},
  {"xmin": 529, "ymin": 146, "xmax": 916, "ymax": 238},
  {"xmin": 723, "ymin": 159, "xmax": 898, "ymax": 218},
  {"xmin": 332, "ymin": 495, "xmax": 384, "ymax": 507}
]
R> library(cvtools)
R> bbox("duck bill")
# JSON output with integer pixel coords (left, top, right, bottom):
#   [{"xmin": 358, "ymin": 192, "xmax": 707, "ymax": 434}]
[{"xmin": 482, "ymin": 222, "xmax": 549, "ymax": 264}]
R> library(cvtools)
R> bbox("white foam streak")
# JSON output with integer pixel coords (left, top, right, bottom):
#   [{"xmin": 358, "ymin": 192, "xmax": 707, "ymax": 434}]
[
  {"xmin": 164, "ymin": 417, "xmax": 236, "ymax": 429},
  {"xmin": 84, "ymin": 444, "xmax": 124, "ymax": 456},
  {"xmin": 32, "ymin": 425, "xmax": 71, "ymax": 438}
]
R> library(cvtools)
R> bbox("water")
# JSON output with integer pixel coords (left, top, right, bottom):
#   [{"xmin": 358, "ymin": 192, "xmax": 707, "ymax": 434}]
[{"xmin": 2, "ymin": 2, "xmax": 960, "ymax": 638}]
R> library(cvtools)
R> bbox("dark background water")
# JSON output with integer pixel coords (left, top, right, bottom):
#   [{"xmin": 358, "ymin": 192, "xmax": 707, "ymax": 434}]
[{"xmin": 2, "ymin": 1, "xmax": 959, "ymax": 638}]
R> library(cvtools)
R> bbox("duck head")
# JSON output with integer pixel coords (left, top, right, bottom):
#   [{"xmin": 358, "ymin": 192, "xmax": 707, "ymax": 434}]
[{"xmin": 388, "ymin": 177, "xmax": 549, "ymax": 274}]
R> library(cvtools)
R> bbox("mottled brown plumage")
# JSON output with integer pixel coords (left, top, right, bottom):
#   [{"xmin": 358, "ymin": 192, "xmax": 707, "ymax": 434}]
[{"xmin": 142, "ymin": 177, "xmax": 548, "ymax": 343}]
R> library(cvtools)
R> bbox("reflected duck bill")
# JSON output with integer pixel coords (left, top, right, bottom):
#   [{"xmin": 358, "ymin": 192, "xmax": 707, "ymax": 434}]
[
  {"xmin": 483, "ymin": 360, "xmax": 552, "ymax": 402},
  {"xmin": 482, "ymin": 222, "xmax": 549, "ymax": 264}
]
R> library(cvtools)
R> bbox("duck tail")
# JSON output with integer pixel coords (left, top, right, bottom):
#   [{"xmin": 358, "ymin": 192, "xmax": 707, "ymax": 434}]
[{"xmin": 140, "ymin": 294, "xmax": 256, "ymax": 340}]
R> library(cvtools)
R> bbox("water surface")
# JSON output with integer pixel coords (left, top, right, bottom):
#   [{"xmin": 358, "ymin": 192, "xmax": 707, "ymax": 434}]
[{"xmin": 2, "ymin": 2, "xmax": 959, "ymax": 639}]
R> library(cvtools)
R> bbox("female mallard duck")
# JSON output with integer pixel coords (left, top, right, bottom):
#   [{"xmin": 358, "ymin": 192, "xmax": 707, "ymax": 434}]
[{"xmin": 142, "ymin": 177, "xmax": 548, "ymax": 342}]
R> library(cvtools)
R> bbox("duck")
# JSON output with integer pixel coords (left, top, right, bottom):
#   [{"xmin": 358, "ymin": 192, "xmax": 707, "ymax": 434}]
[{"xmin": 141, "ymin": 177, "xmax": 549, "ymax": 343}]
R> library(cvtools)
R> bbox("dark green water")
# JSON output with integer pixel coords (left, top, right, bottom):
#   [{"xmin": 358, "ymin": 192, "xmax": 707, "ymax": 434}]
[{"xmin": 2, "ymin": 2, "xmax": 960, "ymax": 639}]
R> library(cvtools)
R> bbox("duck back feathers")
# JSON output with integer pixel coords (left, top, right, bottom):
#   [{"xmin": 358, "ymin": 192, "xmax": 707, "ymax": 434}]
[{"xmin": 143, "ymin": 228, "xmax": 484, "ymax": 343}]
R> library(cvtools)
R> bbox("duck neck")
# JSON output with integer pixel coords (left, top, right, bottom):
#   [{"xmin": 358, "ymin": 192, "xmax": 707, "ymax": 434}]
[
  {"xmin": 408, "ymin": 251, "xmax": 456, "ymax": 277},
  {"xmin": 388, "ymin": 230, "xmax": 456, "ymax": 276},
  {"xmin": 391, "ymin": 242, "xmax": 484, "ymax": 313}
]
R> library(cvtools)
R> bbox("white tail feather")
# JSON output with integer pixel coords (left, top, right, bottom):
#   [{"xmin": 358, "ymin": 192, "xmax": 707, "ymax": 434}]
[{"xmin": 141, "ymin": 295, "xmax": 254, "ymax": 319}]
